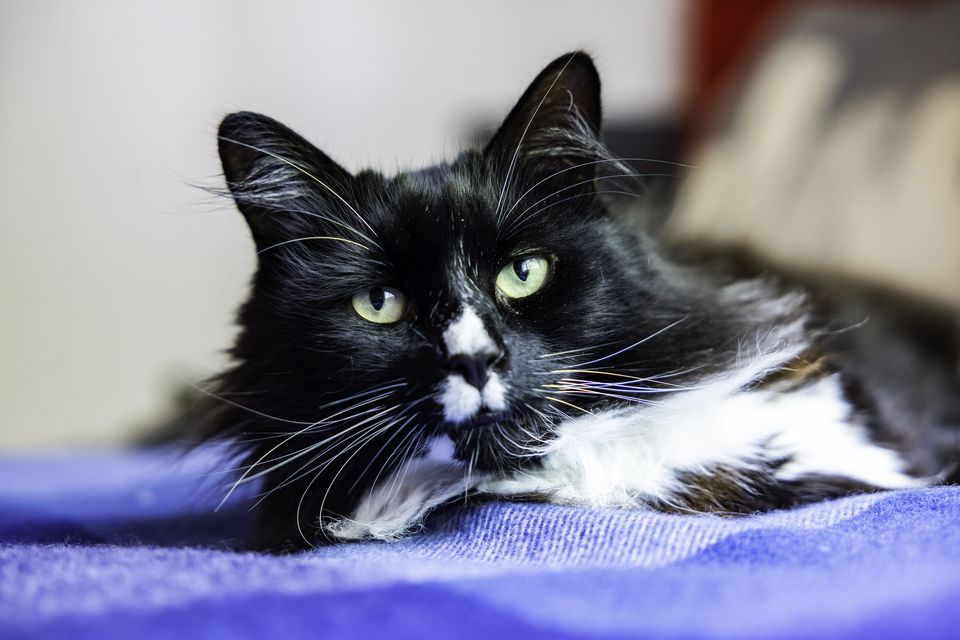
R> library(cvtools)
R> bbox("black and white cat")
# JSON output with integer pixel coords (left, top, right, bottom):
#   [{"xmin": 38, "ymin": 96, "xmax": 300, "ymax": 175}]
[{"xmin": 200, "ymin": 52, "xmax": 960, "ymax": 550}]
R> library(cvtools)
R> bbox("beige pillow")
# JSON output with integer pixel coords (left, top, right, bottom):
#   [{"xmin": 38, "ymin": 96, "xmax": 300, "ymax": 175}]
[{"xmin": 669, "ymin": 1, "xmax": 960, "ymax": 313}]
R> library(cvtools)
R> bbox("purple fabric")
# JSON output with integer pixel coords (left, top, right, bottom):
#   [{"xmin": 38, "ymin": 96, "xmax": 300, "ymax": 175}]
[{"xmin": 1, "ymin": 448, "xmax": 959, "ymax": 639}]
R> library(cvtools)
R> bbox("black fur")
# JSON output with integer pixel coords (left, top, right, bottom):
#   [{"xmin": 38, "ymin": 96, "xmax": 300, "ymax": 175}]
[{"xmin": 195, "ymin": 52, "xmax": 959, "ymax": 551}]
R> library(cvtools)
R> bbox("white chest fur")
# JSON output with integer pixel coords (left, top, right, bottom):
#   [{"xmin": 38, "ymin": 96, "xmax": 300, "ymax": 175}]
[
  {"xmin": 480, "ymin": 373, "xmax": 919, "ymax": 506},
  {"xmin": 327, "ymin": 371, "xmax": 919, "ymax": 542}
]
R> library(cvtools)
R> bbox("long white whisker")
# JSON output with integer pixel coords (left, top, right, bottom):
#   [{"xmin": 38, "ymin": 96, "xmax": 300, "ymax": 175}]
[
  {"xmin": 512, "ymin": 171, "xmax": 648, "ymax": 218},
  {"xmin": 185, "ymin": 380, "xmax": 314, "ymax": 425},
  {"xmin": 257, "ymin": 235, "xmax": 370, "ymax": 255},
  {"xmin": 244, "ymin": 403, "xmax": 402, "ymax": 492},
  {"xmin": 267, "ymin": 206, "xmax": 378, "ymax": 246},
  {"xmin": 507, "ymin": 189, "xmax": 646, "ymax": 233},
  {"xmin": 538, "ymin": 344, "xmax": 603, "ymax": 359},
  {"xmin": 571, "ymin": 317, "xmax": 688, "ymax": 369},
  {"xmin": 316, "ymin": 380, "xmax": 407, "ymax": 410},
  {"xmin": 293, "ymin": 407, "xmax": 414, "ymax": 547},
  {"xmin": 554, "ymin": 377, "xmax": 701, "ymax": 393},
  {"xmin": 503, "ymin": 156, "xmax": 692, "ymax": 220},
  {"xmin": 233, "ymin": 405, "xmax": 393, "ymax": 491},
  {"xmin": 544, "ymin": 386, "xmax": 661, "ymax": 407},
  {"xmin": 352, "ymin": 411, "xmax": 423, "ymax": 493},
  {"xmin": 255, "ymin": 409, "xmax": 404, "ymax": 508},
  {"xmin": 379, "ymin": 431, "xmax": 429, "ymax": 512},
  {"xmin": 508, "ymin": 173, "xmax": 669, "ymax": 232},
  {"xmin": 216, "ymin": 391, "xmax": 400, "ymax": 510}
]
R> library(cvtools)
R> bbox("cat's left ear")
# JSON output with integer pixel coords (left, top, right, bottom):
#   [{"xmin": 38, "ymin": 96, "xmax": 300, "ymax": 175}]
[
  {"xmin": 217, "ymin": 111, "xmax": 357, "ymax": 250},
  {"xmin": 484, "ymin": 51, "xmax": 602, "ymax": 174}
]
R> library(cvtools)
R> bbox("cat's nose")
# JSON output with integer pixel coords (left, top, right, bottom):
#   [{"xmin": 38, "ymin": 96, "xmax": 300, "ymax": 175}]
[{"xmin": 448, "ymin": 352, "xmax": 500, "ymax": 391}]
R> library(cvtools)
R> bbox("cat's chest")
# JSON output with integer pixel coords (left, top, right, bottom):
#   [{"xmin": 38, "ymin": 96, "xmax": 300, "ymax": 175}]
[
  {"xmin": 480, "ymin": 373, "xmax": 921, "ymax": 508},
  {"xmin": 325, "ymin": 370, "xmax": 922, "ymax": 542}
]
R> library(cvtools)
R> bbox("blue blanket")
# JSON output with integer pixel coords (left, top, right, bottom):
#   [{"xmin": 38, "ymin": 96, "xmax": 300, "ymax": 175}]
[{"xmin": 1, "ymin": 448, "xmax": 959, "ymax": 639}]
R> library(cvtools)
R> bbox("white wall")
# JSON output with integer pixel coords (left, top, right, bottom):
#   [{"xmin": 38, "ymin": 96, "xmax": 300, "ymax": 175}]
[{"xmin": 0, "ymin": 1, "xmax": 685, "ymax": 449}]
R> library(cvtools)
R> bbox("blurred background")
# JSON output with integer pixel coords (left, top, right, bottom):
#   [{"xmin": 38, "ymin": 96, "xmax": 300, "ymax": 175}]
[{"xmin": 1, "ymin": 0, "xmax": 957, "ymax": 450}]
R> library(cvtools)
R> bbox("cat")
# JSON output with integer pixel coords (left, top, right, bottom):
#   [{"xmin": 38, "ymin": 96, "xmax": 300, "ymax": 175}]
[{"xmin": 198, "ymin": 52, "xmax": 960, "ymax": 551}]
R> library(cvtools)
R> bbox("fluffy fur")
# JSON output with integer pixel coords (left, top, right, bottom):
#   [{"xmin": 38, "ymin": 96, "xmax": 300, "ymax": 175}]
[{"xmin": 196, "ymin": 52, "xmax": 960, "ymax": 550}]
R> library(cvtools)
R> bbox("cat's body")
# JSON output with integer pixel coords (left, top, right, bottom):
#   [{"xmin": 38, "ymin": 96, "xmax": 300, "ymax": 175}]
[{"xmin": 199, "ymin": 53, "xmax": 959, "ymax": 550}]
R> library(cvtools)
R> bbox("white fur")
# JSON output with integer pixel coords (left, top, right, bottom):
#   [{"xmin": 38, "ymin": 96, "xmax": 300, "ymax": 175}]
[
  {"xmin": 482, "ymin": 373, "xmax": 507, "ymax": 411},
  {"xmin": 766, "ymin": 379, "xmax": 915, "ymax": 485},
  {"xmin": 438, "ymin": 305, "xmax": 503, "ymax": 423},
  {"xmin": 439, "ymin": 372, "xmax": 509, "ymax": 423},
  {"xmin": 439, "ymin": 375, "xmax": 481, "ymax": 423},
  {"xmin": 481, "ymin": 376, "xmax": 921, "ymax": 508},
  {"xmin": 443, "ymin": 307, "xmax": 495, "ymax": 356},
  {"xmin": 325, "ymin": 436, "xmax": 470, "ymax": 540},
  {"xmin": 329, "ymin": 298, "xmax": 922, "ymax": 541},
  {"xmin": 324, "ymin": 456, "xmax": 469, "ymax": 541},
  {"xmin": 481, "ymin": 310, "xmax": 920, "ymax": 507}
]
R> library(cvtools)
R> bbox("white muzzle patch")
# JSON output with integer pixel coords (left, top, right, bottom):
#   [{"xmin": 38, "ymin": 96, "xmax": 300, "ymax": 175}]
[
  {"xmin": 443, "ymin": 306, "xmax": 496, "ymax": 356},
  {"xmin": 438, "ymin": 306, "xmax": 508, "ymax": 424},
  {"xmin": 440, "ymin": 372, "xmax": 507, "ymax": 423}
]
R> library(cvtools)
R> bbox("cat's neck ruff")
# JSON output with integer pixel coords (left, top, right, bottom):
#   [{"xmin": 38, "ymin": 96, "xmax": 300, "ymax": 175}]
[{"xmin": 325, "ymin": 315, "xmax": 920, "ymax": 541}]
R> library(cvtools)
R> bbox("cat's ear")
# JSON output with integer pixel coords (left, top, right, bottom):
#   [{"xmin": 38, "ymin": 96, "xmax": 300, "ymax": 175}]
[
  {"xmin": 217, "ymin": 111, "xmax": 355, "ymax": 249},
  {"xmin": 484, "ymin": 51, "xmax": 602, "ymax": 172}
]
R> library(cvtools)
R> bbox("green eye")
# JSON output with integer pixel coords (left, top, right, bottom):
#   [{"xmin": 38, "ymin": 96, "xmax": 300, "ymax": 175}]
[
  {"xmin": 496, "ymin": 255, "xmax": 550, "ymax": 299},
  {"xmin": 351, "ymin": 286, "xmax": 407, "ymax": 324}
]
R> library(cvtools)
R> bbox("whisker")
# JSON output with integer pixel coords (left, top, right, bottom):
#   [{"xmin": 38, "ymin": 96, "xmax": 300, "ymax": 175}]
[
  {"xmin": 508, "ymin": 189, "xmax": 645, "ymax": 232},
  {"xmin": 316, "ymin": 380, "xmax": 407, "ymax": 410},
  {"xmin": 369, "ymin": 429, "xmax": 428, "ymax": 522},
  {"xmin": 267, "ymin": 206, "xmax": 378, "ymax": 246},
  {"xmin": 497, "ymin": 424, "xmax": 541, "ymax": 456},
  {"xmin": 378, "ymin": 430, "xmax": 426, "ymax": 502},
  {"xmin": 293, "ymin": 459, "xmax": 326, "ymax": 549},
  {"xmin": 352, "ymin": 411, "xmax": 423, "ymax": 493},
  {"xmin": 544, "ymin": 396, "xmax": 593, "ymax": 415},
  {"xmin": 257, "ymin": 235, "xmax": 370, "ymax": 255},
  {"xmin": 255, "ymin": 411, "xmax": 402, "ymax": 508},
  {"xmin": 571, "ymin": 318, "xmax": 688, "ymax": 369},
  {"xmin": 545, "ymin": 387, "xmax": 661, "ymax": 407},
  {"xmin": 537, "ymin": 344, "xmax": 604, "ymax": 359},
  {"xmin": 216, "ymin": 391, "xmax": 400, "ymax": 510},
  {"xmin": 544, "ymin": 369, "xmax": 658, "ymax": 382},
  {"xmin": 553, "ymin": 377, "xmax": 700, "ymax": 393},
  {"xmin": 508, "ymin": 173, "xmax": 670, "ymax": 232},
  {"xmin": 242, "ymin": 403, "xmax": 402, "ymax": 496},
  {"xmin": 373, "ymin": 422, "xmax": 425, "ymax": 496},
  {"xmin": 294, "ymin": 408, "xmax": 416, "ymax": 546},
  {"xmin": 464, "ymin": 441, "xmax": 479, "ymax": 506},
  {"xmin": 185, "ymin": 380, "xmax": 314, "ymax": 425},
  {"xmin": 503, "ymin": 156, "xmax": 693, "ymax": 220},
  {"xmin": 523, "ymin": 401, "xmax": 554, "ymax": 426}
]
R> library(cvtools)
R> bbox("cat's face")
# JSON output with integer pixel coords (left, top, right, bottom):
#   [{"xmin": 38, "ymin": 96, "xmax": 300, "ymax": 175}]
[
  {"xmin": 213, "ymin": 54, "xmax": 731, "ymax": 532},
  {"xmin": 229, "ymin": 158, "xmax": 648, "ymax": 471}
]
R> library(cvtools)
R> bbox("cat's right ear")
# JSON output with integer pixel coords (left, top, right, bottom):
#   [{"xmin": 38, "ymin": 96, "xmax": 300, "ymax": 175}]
[
  {"xmin": 483, "ymin": 52, "xmax": 602, "ymax": 172},
  {"xmin": 217, "ymin": 111, "xmax": 355, "ymax": 249}
]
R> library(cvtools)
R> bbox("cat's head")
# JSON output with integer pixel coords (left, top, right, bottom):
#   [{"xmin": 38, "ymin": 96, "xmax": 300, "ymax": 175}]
[{"xmin": 212, "ymin": 52, "xmax": 733, "ymax": 491}]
